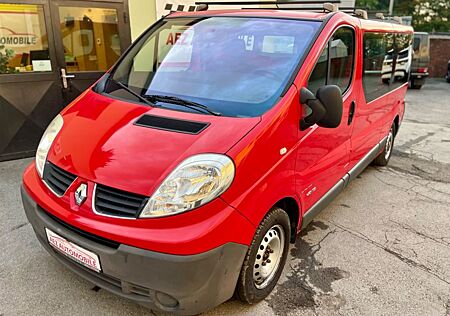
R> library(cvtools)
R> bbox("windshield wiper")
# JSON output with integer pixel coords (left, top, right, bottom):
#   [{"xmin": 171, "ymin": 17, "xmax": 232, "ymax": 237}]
[
  {"xmin": 108, "ymin": 77, "xmax": 156, "ymax": 107},
  {"xmin": 145, "ymin": 94, "xmax": 222, "ymax": 116}
]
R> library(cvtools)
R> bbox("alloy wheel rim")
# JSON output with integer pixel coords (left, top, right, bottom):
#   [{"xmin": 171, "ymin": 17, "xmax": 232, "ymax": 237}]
[
  {"xmin": 253, "ymin": 224, "xmax": 285, "ymax": 289},
  {"xmin": 385, "ymin": 129, "xmax": 394, "ymax": 160}
]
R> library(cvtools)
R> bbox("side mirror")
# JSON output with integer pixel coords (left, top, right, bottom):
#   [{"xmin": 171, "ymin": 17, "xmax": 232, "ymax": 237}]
[{"xmin": 300, "ymin": 85, "xmax": 343, "ymax": 130}]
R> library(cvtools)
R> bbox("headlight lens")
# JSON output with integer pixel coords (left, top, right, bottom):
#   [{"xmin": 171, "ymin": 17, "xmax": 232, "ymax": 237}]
[
  {"xmin": 35, "ymin": 114, "xmax": 63, "ymax": 178},
  {"xmin": 140, "ymin": 154, "xmax": 235, "ymax": 218}
]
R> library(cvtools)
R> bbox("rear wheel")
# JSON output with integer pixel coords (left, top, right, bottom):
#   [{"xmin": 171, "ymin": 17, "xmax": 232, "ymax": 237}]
[
  {"xmin": 410, "ymin": 79, "xmax": 423, "ymax": 89},
  {"xmin": 236, "ymin": 207, "xmax": 290, "ymax": 304},
  {"xmin": 373, "ymin": 124, "xmax": 396, "ymax": 166}
]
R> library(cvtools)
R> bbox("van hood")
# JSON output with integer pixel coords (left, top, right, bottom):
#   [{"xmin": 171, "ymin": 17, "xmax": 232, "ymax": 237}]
[{"xmin": 48, "ymin": 91, "xmax": 260, "ymax": 196}]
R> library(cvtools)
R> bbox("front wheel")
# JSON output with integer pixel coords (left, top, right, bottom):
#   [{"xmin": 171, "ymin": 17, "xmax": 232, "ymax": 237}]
[
  {"xmin": 373, "ymin": 124, "xmax": 396, "ymax": 166},
  {"xmin": 235, "ymin": 207, "xmax": 291, "ymax": 304}
]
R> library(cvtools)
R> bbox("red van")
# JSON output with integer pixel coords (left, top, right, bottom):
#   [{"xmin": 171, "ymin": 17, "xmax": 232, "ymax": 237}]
[{"xmin": 21, "ymin": 3, "xmax": 413, "ymax": 314}]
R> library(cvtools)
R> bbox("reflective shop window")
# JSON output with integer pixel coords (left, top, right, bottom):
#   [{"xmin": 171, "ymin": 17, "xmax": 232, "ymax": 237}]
[
  {"xmin": 363, "ymin": 32, "xmax": 394, "ymax": 102},
  {"xmin": 391, "ymin": 33, "xmax": 412, "ymax": 89},
  {"xmin": 0, "ymin": 4, "xmax": 51, "ymax": 74},
  {"xmin": 58, "ymin": 7, "xmax": 121, "ymax": 72}
]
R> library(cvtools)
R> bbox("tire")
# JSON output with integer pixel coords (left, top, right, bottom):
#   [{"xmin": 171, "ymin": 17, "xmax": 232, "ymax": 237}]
[
  {"xmin": 410, "ymin": 79, "xmax": 422, "ymax": 89},
  {"xmin": 235, "ymin": 207, "xmax": 291, "ymax": 304},
  {"xmin": 373, "ymin": 124, "xmax": 396, "ymax": 166}
]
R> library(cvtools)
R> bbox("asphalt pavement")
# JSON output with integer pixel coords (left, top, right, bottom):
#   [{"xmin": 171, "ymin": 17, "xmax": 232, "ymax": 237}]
[{"xmin": 1, "ymin": 79, "xmax": 449, "ymax": 316}]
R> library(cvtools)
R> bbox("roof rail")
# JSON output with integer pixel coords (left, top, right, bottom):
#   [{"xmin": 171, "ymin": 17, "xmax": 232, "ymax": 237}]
[
  {"xmin": 323, "ymin": 2, "xmax": 338, "ymax": 12},
  {"xmin": 195, "ymin": 0, "xmax": 340, "ymax": 5},
  {"xmin": 190, "ymin": 1, "xmax": 370, "ymax": 20},
  {"xmin": 354, "ymin": 9, "xmax": 368, "ymax": 19},
  {"xmin": 374, "ymin": 13, "xmax": 403, "ymax": 24},
  {"xmin": 375, "ymin": 12, "xmax": 385, "ymax": 19}
]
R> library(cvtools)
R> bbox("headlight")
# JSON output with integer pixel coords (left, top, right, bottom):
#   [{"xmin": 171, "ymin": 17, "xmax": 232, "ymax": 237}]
[
  {"xmin": 140, "ymin": 154, "xmax": 235, "ymax": 218},
  {"xmin": 35, "ymin": 114, "xmax": 64, "ymax": 178}
]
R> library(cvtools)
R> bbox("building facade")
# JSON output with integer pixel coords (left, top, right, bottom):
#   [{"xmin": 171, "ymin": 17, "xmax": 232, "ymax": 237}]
[
  {"xmin": 0, "ymin": 0, "xmax": 358, "ymax": 161},
  {"xmin": 0, "ymin": 0, "xmax": 156, "ymax": 161},
  {"xmin": 429, "ymin": 34, "xmax": 450, "ymax": 78}
]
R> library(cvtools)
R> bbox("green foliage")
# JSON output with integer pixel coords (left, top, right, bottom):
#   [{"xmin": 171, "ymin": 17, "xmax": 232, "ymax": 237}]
[
  {"xmin": 357, "ymin": 0, "xmax": 450, "ymax": 32},
  {"xmin": 412, "ymin": 0, "xmax": 450, "ymax": 32},
  {"xmin": 0, "ymin": 45, "xmax": 16, "ymax": 74},
  {"xmin": 357, "ymin": 0, "xmax": 389, "ymax": 11}
]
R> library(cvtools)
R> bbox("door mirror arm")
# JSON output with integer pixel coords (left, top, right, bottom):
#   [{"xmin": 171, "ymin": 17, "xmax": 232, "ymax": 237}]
[
  {"xmin": 300, "ymin": 86, "xmax": 343, "ymax": 131},
  {"xmin": 300, "ymin": 88, "xmax": 326, "ymax": 131}
]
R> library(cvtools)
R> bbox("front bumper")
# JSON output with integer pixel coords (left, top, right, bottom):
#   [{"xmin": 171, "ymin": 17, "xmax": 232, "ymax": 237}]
[{"xmin": 21, "ymin": 186, "xmax": 247, "ymax": 315}]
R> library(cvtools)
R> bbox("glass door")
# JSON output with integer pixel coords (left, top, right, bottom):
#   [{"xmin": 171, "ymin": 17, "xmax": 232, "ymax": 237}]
[
  {"xmin": 0, "ymin": 0, "xmax": 131, "ymax": 161},
  {"xmin": 50, "ymin": 0, "xmax": 131, "ymax": 103},
  {"xmin": 0, "ymin": 0, "xmax": 62, "ymax": 161}
]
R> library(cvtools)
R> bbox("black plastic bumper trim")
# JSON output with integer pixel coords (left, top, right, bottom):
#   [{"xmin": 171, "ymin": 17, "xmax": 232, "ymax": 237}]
[{"xmin": 21, "ymin": 185, "xmax": 247, "ymax": 315}]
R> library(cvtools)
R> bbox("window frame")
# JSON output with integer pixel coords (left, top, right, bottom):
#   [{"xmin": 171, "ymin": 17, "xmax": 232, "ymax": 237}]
[{"xmin": 307, "ymin": 24, "xmax": 356, "ymax": 96}]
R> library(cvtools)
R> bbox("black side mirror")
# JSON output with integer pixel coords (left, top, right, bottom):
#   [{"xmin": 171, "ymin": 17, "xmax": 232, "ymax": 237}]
[{"xmin": 300, "ymin": 85, "xmax": 343, "ymax": 130}]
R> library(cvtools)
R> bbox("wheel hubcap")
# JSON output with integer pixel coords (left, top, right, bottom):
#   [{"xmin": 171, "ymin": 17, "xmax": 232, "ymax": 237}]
[
  {"xmin": 253, "ymin": 224, "xmax": 285, "ymax": 289},
  {"xmin": 385, "ymin": 128, "xmax": 394, "ymax": 160}
]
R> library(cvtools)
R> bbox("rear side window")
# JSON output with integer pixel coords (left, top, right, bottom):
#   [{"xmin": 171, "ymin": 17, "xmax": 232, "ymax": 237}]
[
  {"xmin": 363, "ymin": 32, "xmax": 412, "ymax": 102},
  {"xmin": 362, "ymin": 32, "xmax": 394, "ymax": 102},
  {"xmin": 308, "ymin": 27, "xmax": 354, "ymax": 95}
]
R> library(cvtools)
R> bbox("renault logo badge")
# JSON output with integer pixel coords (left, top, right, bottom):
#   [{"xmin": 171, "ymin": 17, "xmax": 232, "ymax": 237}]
[{"xmin": 75, "ymin": 183, "xmax": 87, "ymax": 206}]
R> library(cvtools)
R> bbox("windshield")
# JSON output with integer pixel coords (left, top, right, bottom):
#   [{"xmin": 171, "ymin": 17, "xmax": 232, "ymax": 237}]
[{"xmin": 108, "ymin": 17, "xmax": 321, "ymax": 117}]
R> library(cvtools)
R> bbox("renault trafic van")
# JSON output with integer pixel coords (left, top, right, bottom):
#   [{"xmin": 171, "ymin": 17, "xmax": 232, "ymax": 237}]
[{"xmin": 21, "ymin": 2, "xmax": 413, "ymax": 314}]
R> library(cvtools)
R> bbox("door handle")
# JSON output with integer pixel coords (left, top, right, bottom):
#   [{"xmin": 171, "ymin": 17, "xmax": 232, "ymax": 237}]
[
  {"xmin": 348, "ymin": 101, "xmax": 356, "ymax": 125},
  {"xmin": 60, "ymin": 69, "xmax": 75, "ymax": 89}
]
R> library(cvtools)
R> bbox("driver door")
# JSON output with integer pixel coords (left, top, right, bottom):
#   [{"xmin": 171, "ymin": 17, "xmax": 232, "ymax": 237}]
[{"xmin": 295, "ymin": 26, "xmax": 356, "ymax": 213}]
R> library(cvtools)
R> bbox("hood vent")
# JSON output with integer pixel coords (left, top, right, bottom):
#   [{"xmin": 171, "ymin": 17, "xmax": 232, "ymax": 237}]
[{"xmin": 134, "ymin": 115, "xmax": 210, "ymax": 135}]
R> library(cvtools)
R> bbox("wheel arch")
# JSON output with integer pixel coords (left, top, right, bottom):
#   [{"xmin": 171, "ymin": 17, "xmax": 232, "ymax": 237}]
[
  {"xmin": 275, "ymin": 197, "xmax": 300, "ymax": 243},
  {"xmin": 394, "ymin": 115, "xmax": 400, "ymax": 136}
]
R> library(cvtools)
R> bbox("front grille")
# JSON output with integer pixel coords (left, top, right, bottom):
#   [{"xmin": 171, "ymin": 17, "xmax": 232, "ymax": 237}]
[
  {"xmin": 94, "ymin": 184, "xmax": 148, "ymax": 218},
  {"xmin": 43, "ymin": 208, "xmax": 120, "ymax": 249},
  {"xmin": 43, "ymin": 162, "xmax": 77, "ymax": 196}
]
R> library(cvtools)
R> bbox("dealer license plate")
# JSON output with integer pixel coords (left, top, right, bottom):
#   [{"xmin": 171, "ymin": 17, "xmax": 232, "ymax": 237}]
[{"xmin": 46, "ymin": 228, "xmax": 101, "ymax": 272}]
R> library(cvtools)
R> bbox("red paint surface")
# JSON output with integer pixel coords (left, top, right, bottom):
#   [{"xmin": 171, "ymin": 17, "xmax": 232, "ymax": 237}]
[{"xmin": 22, "ymin": 11, "xmax": 411, "ymax": 255}]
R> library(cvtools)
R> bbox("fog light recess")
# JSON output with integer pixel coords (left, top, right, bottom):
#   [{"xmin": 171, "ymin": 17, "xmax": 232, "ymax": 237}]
[{"xmin": 155, "ymin": 291, "xmax": 179, "ymax": 309}]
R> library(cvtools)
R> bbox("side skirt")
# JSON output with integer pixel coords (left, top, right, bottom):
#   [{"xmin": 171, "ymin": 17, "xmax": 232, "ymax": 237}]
[{"xmin": 301, "ymin": 136, "xmax": 387, "ymax": 229}]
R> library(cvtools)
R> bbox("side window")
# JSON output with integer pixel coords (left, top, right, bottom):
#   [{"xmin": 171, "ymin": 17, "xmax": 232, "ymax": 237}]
[
  {"xmin": 362, "ymin": 32, "xmax": 394, "ymax": 102},
  {"xmin": 308, "ymin": 44, "xmax": 328, "ymax": 94},
  {"xmin": 307, "ymin": 26, "xmax": 354, "ymax": 95},
  {"xmin": 328, "ymin": 27, "xmax": 355, "ymax": 92}
]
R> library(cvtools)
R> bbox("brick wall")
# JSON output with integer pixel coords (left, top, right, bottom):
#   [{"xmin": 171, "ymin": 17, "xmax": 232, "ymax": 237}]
[{"xmin": 429, "ymin": 35, "xmax": 450, "ymax": 77}]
